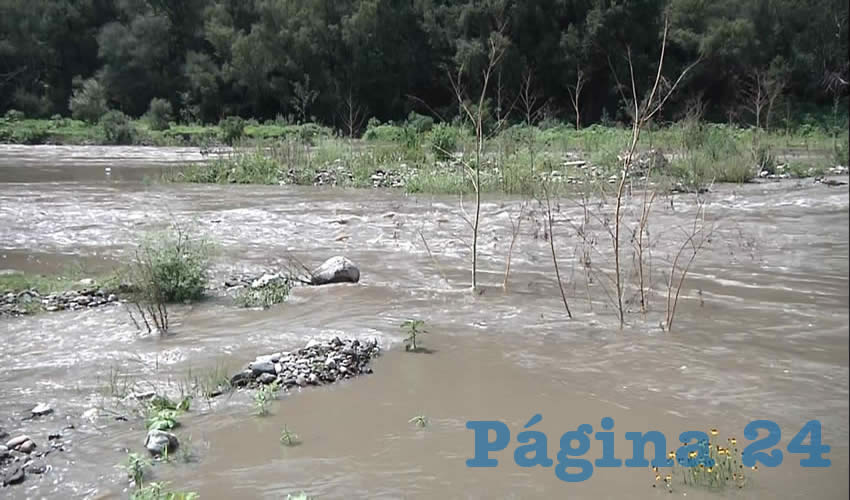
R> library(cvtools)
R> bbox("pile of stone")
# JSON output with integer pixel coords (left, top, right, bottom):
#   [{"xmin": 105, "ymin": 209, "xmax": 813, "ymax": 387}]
[
  {"xmin": 1, "ymin": 424, "xmax": 68, "ymax": 487},
  {"xmin": 229, "ymin": 337, "xmax": 380, "ymax": 391},
  {"xmin": 370, "ymin": 168, "xmax": 407, "ymax": 188},
  {"xmin": 1, "ymin": 286, "xmax": 119, "ymax": 317},
  {"xmin": 222, "ymin": 256, "xmax": 360, "ymax": 291}
]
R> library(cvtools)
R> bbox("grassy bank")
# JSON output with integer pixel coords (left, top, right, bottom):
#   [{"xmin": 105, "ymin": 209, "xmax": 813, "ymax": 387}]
[
  {"xmin": 0, "ymin": 114, "xmax": 333, "ymax": 147},
  {"xmin": 160, "ymin": 119, "xmax": 848, "ymax": 195}
]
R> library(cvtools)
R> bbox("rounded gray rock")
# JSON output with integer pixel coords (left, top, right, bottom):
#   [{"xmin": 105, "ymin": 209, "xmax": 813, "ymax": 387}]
[
  {"xmin": 310, "ymin": 256, "xmax": 360, "ymax": 285},
  {"xmin": 145, "ymin": 430, "xmax": 178, "ymax": 456}
]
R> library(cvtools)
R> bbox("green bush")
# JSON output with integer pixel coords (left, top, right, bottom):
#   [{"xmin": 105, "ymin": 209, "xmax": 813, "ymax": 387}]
[
  {"xmin": 69, "ymin": 77, "xmax": 108, "ymax": 123},
  {"xmin": 146, "ymin": 98, "xmax": 173, "ymax": 131},
  {"xmin": 219, "ymin": 116, "xmax": 245, "ymax": 145},
  {"xmin": 130, "ymin": 224, "xmax": 210, "ymax": 304},
  {"xmin": 405, "ymin": 111, "xmax": 434, "ymax": 133},
  {"xmin": 429, "ymin": 123, "xmax": 458, "ymax": 160},
  {"xmin": 4, "ymin": 109, "xmax": 25, "ymax": 121},
  {"xmin": 100, "ymin": 110, "xmax": 137, "ymax": 145}
]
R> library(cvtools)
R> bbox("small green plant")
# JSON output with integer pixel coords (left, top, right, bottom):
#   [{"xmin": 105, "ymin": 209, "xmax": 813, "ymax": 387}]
[
  {"xmin": 254, "ymin": 380, "xmax": 280, "ymax": 416},
  {"xmin": 125, "ymin": 453, "xmax": 152, "ymax": 486},
  {"xmin": 409, "ymin": 415, "xmax": 428, "ymax": 428},
  {"xmin": 280, "ymin": 425, "xmax": 299, "ymax": 446},
  {"xmin": 146, "ymin": 409, "xmax": 180, "ymax": 431},
  {"xmin": 401, "ymin": 319, "xmax": 427, "ymax": 351},
  {"xmin": 235, "ymin": 279, "xmax": 291, "ymax": 309},
  {"xmin": 131, "ymin": 481, "xmax": 199, "ymax": 500}
]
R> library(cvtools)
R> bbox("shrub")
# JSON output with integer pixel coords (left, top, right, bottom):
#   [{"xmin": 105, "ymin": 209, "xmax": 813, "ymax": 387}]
[
  {"xmin": 429, "ymin": 123, "xmax": 457, "ymax": 160},
  {"xmin": 146, "ymin": 98, "xmax": 173, "ymax": 131},
  {"xmin": 405, "ymin": 111, "xmax": 434, "ymax": 133},
  {"xmin": 124, "ymin": 223, "xmax": 210, "ymax": 334},
  {"xmin": 13, "ymin": 89, "xmax": 51, "ymax": 118},
  {"xmin": 219, "ymin": 116, "xmax": 245, "ymax": 145},
  {"xmin": 100, "ymin": 110, "xmax": 137, "ymax": 145},
  {"xmin": 235, "ymin": 278, "xmax": 291, "ymax": 308},
  {"xmin": 4, "ymin": 109, "xmax": 25, "ymax": 121},
  {"xmin": 69, "ymin": 77, "xmax": 108, "ymax": 123}
]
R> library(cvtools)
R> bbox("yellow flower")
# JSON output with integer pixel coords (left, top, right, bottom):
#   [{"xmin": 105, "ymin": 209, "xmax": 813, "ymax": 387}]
[
  {"xmin": 668, "ymin": 451, "xmax": 675, "ymax": 459},
  {"xmin": 710, "ymin": 428, "xmax": 718, "ymax": 436},
  {"xmin": 666, "ymin": 474, "xmax": 672, "ymax": 482},
  {"xmin": 752, "ymin": 465, "xmax": 758, "ymax": 471},
  {"xmin": 689, "ymin": 451, "xmax": 698, "ymax": 458},
  {"xmin": 655, "ymin": 474, "xmax": 661, "ymax": 481},
  {"xmin": 707, "ymin": 467, "xmax": 713, "ymax": 473},
  {"xmin": 729, "ymin": 438, "xmax": 737, "ymax": 445}
]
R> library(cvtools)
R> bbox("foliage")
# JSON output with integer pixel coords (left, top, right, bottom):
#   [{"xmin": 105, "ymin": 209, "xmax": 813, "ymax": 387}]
[
  {"xmin": 254, "ymin": 380, "xmax": 280, "ymax": 416},
  {"xmin": 280, "ymin": 425, "xmax": 299, "ymax": 446},
  {"xmin": 146, "ymin": 409, "xmax": 180, "ymax": 431},
  {"xmin": 219, "ymin": 116, "xmax": 245, "ymax": 145},
  {"xmin": 401, "ymin": 319, "xmax": 427, "ymax": 352},
  {"xmin": 131, "ymin": 482, "xmax": 199, "ymax": 500},
  {"xmin": 429, "ymin": 123, "xmax": 458, "ymax": 160},
  {"xmin": 100, "ymin": 110, "xmax": 137, "ymax": 145},
  {"xmin": 125, "ymin": 453, "xmax": 152, "ymax": 486},
  {"xmin": 69, "ymin": 77, "xmax": 108, "ymax": 124},
  {"xmin": 146, "ymin": 98, "xmax": 173, "ymax": 131},
  {"xmin": 235, "ymin": 279, "xmax": 292, "ymax": 309},
  {"xmin": 409, "ymin": 415, "xmax": 428, "ymax": 428}
]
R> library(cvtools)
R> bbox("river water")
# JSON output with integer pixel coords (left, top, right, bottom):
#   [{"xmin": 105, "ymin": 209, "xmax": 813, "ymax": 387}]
[{"xmin": 0, "ymin": 145, "xmax": 847, "ymax": 499}]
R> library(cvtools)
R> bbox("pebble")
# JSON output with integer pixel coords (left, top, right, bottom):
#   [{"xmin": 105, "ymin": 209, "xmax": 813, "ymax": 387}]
[
  {"xmin": 31, "ymin": 403, "xmax": 53, "ymax": 417},
  {"xmin": 5, "ymin": 435, "xmax": 31, "ymax": 449},
  {"xmin": 19, "ymin": 440, "xmax": 36, "ymax": 454}
]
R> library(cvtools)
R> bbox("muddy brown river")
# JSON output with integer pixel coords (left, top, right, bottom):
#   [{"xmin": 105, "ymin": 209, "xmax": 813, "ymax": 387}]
[{"xmin": 0, "ymin": 144, "xmax": 847, "ymax": 499}]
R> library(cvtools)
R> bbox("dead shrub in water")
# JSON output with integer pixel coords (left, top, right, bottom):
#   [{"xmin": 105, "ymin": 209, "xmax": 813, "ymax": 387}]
[{"xmin": 124, "ymin": 222, "xmax": 210, "ymax": 334}]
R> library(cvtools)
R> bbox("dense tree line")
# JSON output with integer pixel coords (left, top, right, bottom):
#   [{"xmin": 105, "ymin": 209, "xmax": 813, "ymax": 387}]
[{"xmin": 1, "ymin": 0, "xmax": 847, "ymax": 129}]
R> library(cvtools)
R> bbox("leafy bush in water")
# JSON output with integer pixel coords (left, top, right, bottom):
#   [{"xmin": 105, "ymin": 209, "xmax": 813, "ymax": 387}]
[
  {"xmin": 146, "ymin": 98, "xmax": 173, "ymax": 131},
  {"xmin": 69, "ymin": 77, "xmax": 108, "ymax": 123},
  {"xmin": 131, "ymin": 224, "xmax": 210, "ymax": 304},
  {"xmin": 131, "ymin": 482, "xmax": 199, "ymax": 500},
  {"xmin": 235, "ymin": 278, "xmax": 291, "ymax": 308},
  {"xmin": 100, "ymin": 110, "xmax": 137, "ymax": 145},
  {"xmin": 429, "ymin": 123, "xmax": 457, "ymax": 160},
  {"xmin": 219, "ymin": 116, "xmax": 245, "ymax": 145}
]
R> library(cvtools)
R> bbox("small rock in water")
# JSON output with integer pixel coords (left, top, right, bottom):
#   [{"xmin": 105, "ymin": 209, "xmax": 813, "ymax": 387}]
[
  {"xmin": 295, "ymin": 376, "xmax": 307, "ymax": 387},
  {"xmin": 31, "ymin": 403, "xmax": 53, "ymax": 417},
  {"xmin": 78, "ymin": 278, "xmax": 95, "ymax": 286},
  {"xmin": 308, "ymin": 373, "xmax": 318, "ymax": 385},
  {"xmin": 249, "ymin": 360, "xmax": 276, "ymax": 375},
  {"xmin": 256, "ymin": 373, "xmax": 277, "ymax": 385},
  {"xmin": 18, "ymin": 440, "xmax": 36, "ymax": 454},
  {"xmin": 144, "ymin": 430, "xmax": 178, "ymax": 456},
  {"xmin": 81, "ymin": 408, "xmax": 100, "ymax": 421},
  {"xmin": 1, "ymin": 464, "xmax": 25, "ymax": 486},
  {"xmin": 0, "ymin": 427, "xmax": 7, "ymax": 440},
  {"xmin": 0, "ymin": 445, "xmax": 8, "ymax": 458},
  {"xmin": 5, "ymin": 435, "xmax": 31, "ymax": 449},
  {"xmin": 25, "ymin": 459, "xmax": 48, "ymax": 474},
  {"xmin": 230, "ymin": 370, "xmax": 253, "ymax": 388}
]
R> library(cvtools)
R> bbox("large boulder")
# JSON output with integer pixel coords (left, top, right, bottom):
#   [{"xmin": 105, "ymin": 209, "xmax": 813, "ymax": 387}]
[{"xmin": 310, "ymin": 256, "xmax": 360, "ymax": 286}]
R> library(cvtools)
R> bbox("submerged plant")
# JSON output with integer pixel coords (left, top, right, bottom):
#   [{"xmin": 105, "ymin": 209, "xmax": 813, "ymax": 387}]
[
  {"xmin": 409, "ymin": 415, "xmax": 428, "ymax": 428},
  {"xmin": 125, "ymin": 453, "xmax": 151, "ymax": 486},
  {"xmin": 131, "ymin": 481, "xmax": 199, "ymax": 500},
  {"xmin": 280, "ymin": 425, "xmax": 299, "ymax": 446},
  {"xmin": 254, "ymin": 380, "xmax": 280, "ymax": 416},
  {"xmin": 401, "ymin": 319, "xmax": 427, "ymax": 352},
  {"xmin": 235, "ymin": 278, "xmax": 291, "ymax": 309}
]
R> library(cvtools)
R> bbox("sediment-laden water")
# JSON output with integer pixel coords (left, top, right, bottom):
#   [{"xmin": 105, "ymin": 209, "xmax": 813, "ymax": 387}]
[{"xmin": 0, "ymin": 144, "xmax": 847, "ymax": 499}]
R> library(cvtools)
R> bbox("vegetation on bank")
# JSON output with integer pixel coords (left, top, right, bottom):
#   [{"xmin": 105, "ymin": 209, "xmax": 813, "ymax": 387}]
[{"xmin": 156, "ymin": 115, "xmax": 848, "ymax": 195}]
